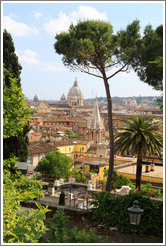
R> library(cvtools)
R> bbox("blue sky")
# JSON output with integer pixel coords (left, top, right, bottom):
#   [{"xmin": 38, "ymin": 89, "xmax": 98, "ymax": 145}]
[{"xmin": 2, "ymin": 1, "xmax": 164, "ymax": 100}]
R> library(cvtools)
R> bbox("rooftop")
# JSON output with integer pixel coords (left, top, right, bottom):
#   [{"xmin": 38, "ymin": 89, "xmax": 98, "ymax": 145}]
[
  {"xmin": 57, "ymin": 139, "xmax": 89, "ymax": 146},
  {"xmin": 28, "ymin": 141, "xmax": 58, "ymax": 154},
  {"xmin": 116, "ymin": 164, "xmax": 163, "ymax": 178}
]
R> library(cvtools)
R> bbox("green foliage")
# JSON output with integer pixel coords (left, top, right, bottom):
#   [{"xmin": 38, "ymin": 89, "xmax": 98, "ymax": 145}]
[
  {"xmin": 65, "ymin": 128, "xmax": 80, "ymax": 139},
  {"xmin": 3, "ymin": 162, "xmax": 50, "ymax": 243},
  {"xmin": 3, "ymin": 76, "xmax": 32, "ymax": 139},
  {"xmin": 149, "ymin": 56, "xmax": 163, "ymax": 69},
  {"xmin": 3, "ymin": 124, "xmax": 31, "ymax": 161},
  {"xmin": 65, "ymin": 128, "xmax": 75, "ymax": 137},
  {"xmin": 155, "ymin": 96, "xmax": 163, "ymax": 110},
  {"xmin": 71, "ymin": 168, "xmax": 87, "ymax": 183},
  {"xmin": 115, "ymin": 116, "xmax": 162, "ymax": 158},
  {"xmin": 141, "ymin": 181, "xmax": 163, "ymax": 199},
  {"xmin": 3, "ymin": 30, "xmax": 22, "ymax": 87},
  {"xmin": 66, "ymin": 227, "xmax": 103, "ymax": 243},
  {"xmin": 149, "ymin": 56, "xmax": 163, "ymax": 109},
  {"xmin": 59, "ymin": 191, "xmax": 65, "ymax": 206},
  {"xmin": 3, "ymin": 157, "xmax": 19, "ymax": 175},
  {"xmin": 131, "ymin": 25, "xmax": 163, "ymax": 88},
  {"xmin": 115, "ymin": 116, "xmax": 163, "ymax": 190},
  {"xmin": 35, "ymin": 151, "xmax": 73, "ymax": 180},
  {"xmin": 117, "ymin": 20, "xmax": 141, "ymax": 63},
  {"xmin": 46, "ymin": 209, "xmax": 67, "ymax": 243},
  {"xmin": 90, "ymin": 191, "xmax": 163, "ymax": 237},
  {"xmin": 3, "ymin": 31, "xmax": 32, "ymax": 161},
  {"xmin": 141, "ymin": 180, "xmax": 152, "ymax": 194},
  {"xmin": 104, "ymin": 169, "xmax": 134, "ymax": 189},
  {"xmin": 114, "ymin": 175, "xmax": 134, "ymax": 190},
  {"xmin": 55, "ymin": 20, "xmax": 118, "ymax": 69},
  {"xmin": 44, "ymin": 209, "xmax": 104, "ymax": 243}
]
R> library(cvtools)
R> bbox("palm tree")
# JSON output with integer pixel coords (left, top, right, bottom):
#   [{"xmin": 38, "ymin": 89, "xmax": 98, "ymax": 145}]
[{"xmin": 114, "ymin": 116, "xmax": 163, "ymax": 190}]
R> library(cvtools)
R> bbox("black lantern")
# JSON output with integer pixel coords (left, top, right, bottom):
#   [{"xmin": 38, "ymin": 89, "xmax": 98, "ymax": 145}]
[{"xmin": 128, "ymin": 200, "xmax": 144, "ymax": 242}]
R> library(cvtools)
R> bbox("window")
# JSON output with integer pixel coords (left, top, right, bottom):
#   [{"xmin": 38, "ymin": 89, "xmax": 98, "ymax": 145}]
[{"xmin": 27, "ymin": 154, "xmax": 32, "ymax": 165}]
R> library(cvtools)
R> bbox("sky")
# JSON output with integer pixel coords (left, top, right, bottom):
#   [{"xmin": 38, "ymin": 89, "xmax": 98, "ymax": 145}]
[{"xmin": 2, "ymin": 1, "xmax": 164, "ymax": 101}]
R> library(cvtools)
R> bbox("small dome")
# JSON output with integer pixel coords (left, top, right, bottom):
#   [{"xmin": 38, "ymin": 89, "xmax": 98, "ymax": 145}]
[
  {"xmin": 33, "ymin": 94, "xmax": 39, "ymax": 102},
  {"xmin": 68, "ymin": 78, "xmax": 83, "ymax": 96},
  {"xmin": 61, "ymin": 93, "xmax": 66, "ymax": 100}
]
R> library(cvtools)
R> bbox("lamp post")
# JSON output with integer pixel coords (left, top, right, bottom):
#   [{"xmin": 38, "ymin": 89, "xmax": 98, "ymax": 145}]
[{"xmin": 128, "ymin": 200, "xmax": 144, "ymax": 243}]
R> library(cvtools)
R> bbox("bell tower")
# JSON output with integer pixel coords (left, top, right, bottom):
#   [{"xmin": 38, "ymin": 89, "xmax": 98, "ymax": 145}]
[{"xmin": 87, "ymin": 98, "xmax": 104, "ymax": 144}]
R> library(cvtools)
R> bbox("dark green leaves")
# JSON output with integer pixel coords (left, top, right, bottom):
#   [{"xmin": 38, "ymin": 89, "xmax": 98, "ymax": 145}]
[
  {"xmin": 114, "ymin": 116, "xmax": 163, "ymax": 158},
  {"xmin": 55, "ymin": 20, "xmax": 116, "ymax": 71},
  {"xmin": 35, "ymin": 151, "xmax": 73, "ymax": 180}
]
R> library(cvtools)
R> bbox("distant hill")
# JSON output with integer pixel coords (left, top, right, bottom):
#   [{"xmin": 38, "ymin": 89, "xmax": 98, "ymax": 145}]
[{"xmin": 84, "ymin": 96, "xmax": 159, "ymax": 106}]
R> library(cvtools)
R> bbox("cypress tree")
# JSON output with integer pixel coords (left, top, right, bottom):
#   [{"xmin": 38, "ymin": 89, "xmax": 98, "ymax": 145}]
[
  {"xmin": 3, "ymin": 30, "xmax": 30, "ymax": 161},
  {"xmin": 3, "ymin": 29, "xmax": 22, "ymax": 87}
]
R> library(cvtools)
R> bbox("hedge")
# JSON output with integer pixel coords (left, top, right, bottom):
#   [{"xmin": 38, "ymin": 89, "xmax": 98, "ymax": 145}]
[{"xmin": 90, "ymin": 191, "xmax": 163, "ymax": 237}]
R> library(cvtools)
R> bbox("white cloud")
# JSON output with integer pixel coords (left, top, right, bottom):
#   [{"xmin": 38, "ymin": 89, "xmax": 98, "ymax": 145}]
[
  {"xmin": 18, "ymin": 49, "xmax": 40, "ymax": 65},
  {"xmin": 71, "ymin": 5, "xmax": 107, "ymax": 22},
  {"xmin": 43, "ymin": 62, "xmax": 66, "ymax": 72},
  {"xmin": 17, "ymin": 50, "xmax": 66, "ymax": 71},
  {"xmin": 34, "ymin": 12, "xmax": 43, "ymax": 19},
  {"xmin": 44, "ymin": 5, "xmax": 107, "ymax": 35},
  {"xmin": 9, "ymin": 13, "xmax": 20, "ymax": 19},
  {"xmin": 3, "ymin": 16, "xmax": 39, "ymax": 36},
  {"xmin": 44, "ymin": 11, "xmax": 70, "ymax": 35}
]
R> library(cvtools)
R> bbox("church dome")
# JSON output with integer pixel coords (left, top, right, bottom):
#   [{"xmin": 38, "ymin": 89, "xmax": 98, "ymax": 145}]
[
  {"xmin": 33, "ymin": 94, "xmax": 39, "ymax": 102},
  {"xmin": 68, "ymin": 78, "xmax": 83, "ymax": 96}
]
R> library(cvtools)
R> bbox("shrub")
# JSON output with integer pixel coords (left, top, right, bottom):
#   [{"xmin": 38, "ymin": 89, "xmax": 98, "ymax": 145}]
[
  {"xmin": 59, "ymin": 191, "xmax": 65, "ymax": 206},
  {"xmin": 35, "ymin": 151, "xmax": 72, "ymax": 180},
  {"xmin": 3, "ymin": 167, "xmax": 49, "ymax": 243},
  {"xmin": 141, "ymin": 180, "xmax": 163, "ymax": 199},
  {"xmin": 44, "ymin": 209, "xmax": 104, "ymax": 243},
  {"xmin": 104, "ymin": 170, "xmax": 134, "ymax": 190},
  {"xmin": 71, "ymin": 168, "xmax": 87, "ymax": 183},
  {"xmin": 90, "ymin": 191, "xmax": 163, "ymax": 237}
]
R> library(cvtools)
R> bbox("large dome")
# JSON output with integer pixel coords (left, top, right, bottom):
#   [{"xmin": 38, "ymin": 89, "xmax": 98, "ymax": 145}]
[{"xmin": 68, "ymin": 78, "xmax": 83, "ymax": 96}]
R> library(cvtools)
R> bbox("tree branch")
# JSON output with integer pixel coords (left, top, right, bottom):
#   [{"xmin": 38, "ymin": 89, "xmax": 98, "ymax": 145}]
[
  {"xmin": 69, "ymin": 64, "xmax": 103, "ymax": 79},
  {"xmin": 121, "ymin": 65, "xmax": 129, "ymax": 72},
  {"xmin": 104, "ymin": 61, "xmax": 120, "ymax": 69},
  {"xmin": 107, "ymin": 64, "xmax": 128, "ymax": 80}
]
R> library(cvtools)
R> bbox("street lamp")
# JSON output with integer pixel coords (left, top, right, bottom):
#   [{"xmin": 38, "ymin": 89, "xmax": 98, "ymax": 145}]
[{"xmin": 128, "ymin": 200, "xmax": 144, "ymax": 243}]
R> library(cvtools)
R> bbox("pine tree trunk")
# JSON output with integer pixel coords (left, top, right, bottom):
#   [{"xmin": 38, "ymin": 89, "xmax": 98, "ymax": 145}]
[
  {"xmin": 136, "ymin": 156, "xmax": 142, "ymax": 191},
  {"xmin": 103, "ymin": 76, "xmax": 114, "ymax": 192}
]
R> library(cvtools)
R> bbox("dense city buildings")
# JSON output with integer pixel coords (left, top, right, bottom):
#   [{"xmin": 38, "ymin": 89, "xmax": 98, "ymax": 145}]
[{"xmin": 26, "ymin": 78, "xmax": 163, "ymax": 190}]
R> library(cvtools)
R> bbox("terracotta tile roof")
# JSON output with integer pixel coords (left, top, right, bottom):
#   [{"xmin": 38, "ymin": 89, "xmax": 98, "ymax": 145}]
[
  {"xmin": 77, "ymin": 105, "xmax": 93, "ymax": 109},
  {"xmin": 57, "ymin": 139, "xmax": 89, "ymax": 146},
  {"xmin": 74, "ymin": 155, "xmax": 109, "ymax": 164},
  {"xmin": 42, "ymin": 118, "xmax": 75, "ymax": 122},
  {"xmin": 28, "ymin": 141, "xmax": 58, "ymax": 154},
  {"xmin": 49, "ymin": 103, "xmax": 71, "ymax": 108},
  {"xmin": 77, "ymin": 122, "xmax": 87, "ymax": 127},
  {"xmin": 30, "ymin": 132, "xmax": 42, "ymax": 142}
]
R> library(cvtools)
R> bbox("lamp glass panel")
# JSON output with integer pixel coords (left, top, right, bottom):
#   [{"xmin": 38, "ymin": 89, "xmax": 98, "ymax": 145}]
[
  {"xmin": 129, "ymin": 213, "xmax": 138, "ymax": 225},
  {"xmin": 136, "ymin": 213, "xmax": 141, "ymax": 225}
]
